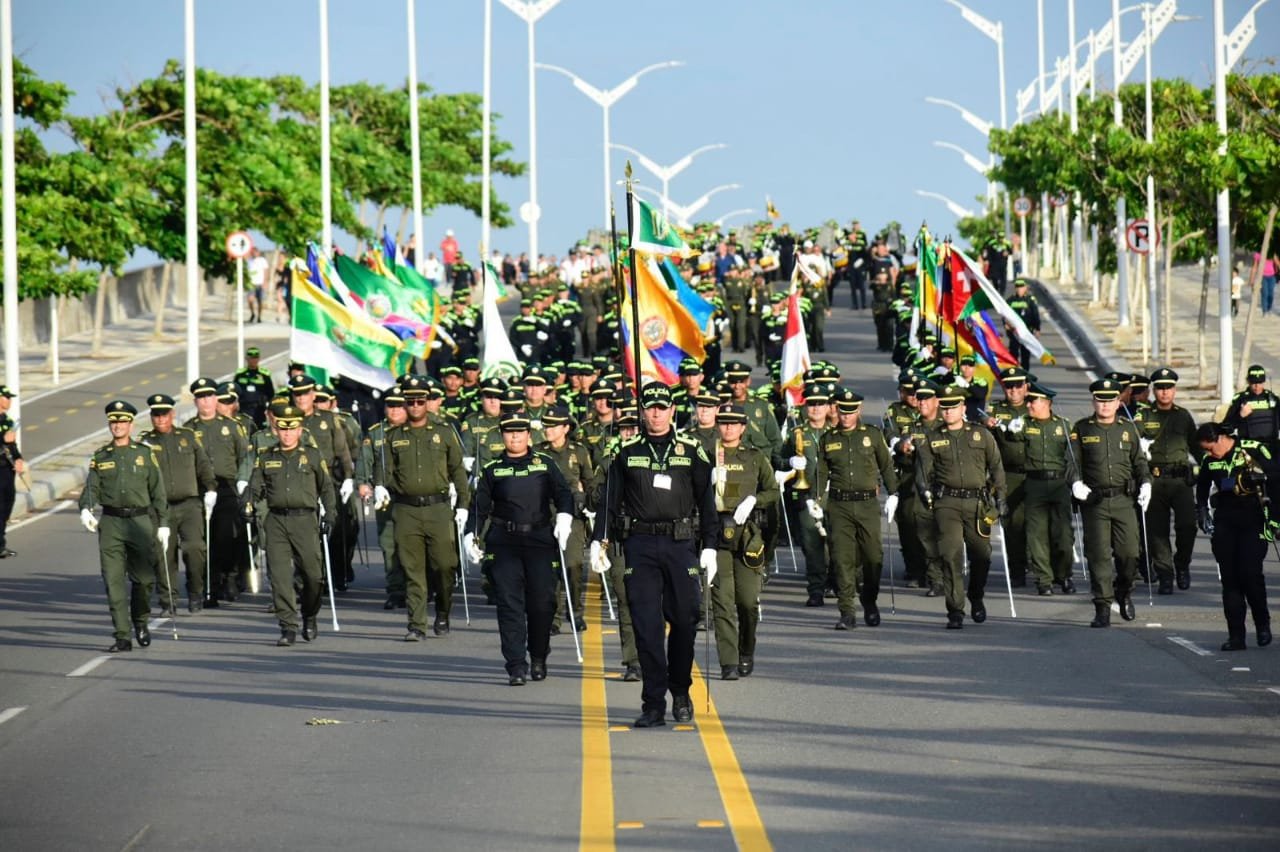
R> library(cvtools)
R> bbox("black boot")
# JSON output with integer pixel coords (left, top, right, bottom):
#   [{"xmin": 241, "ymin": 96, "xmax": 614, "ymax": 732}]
[
  {"xmin": 1220, "ymin": 636, "xmax": 1247, "ymax": 651},
  {"xmin": 1258, "ymin": 625, "xmax": 1273, "ymax": 647},
  {"xmin": 1118, "ymin": 592, "xmax": 1136, "ymax": 621},
  {"xmin": 862, "ymin": 601, "xmax": 881, "ymax": 627},
  {"xmin": 301, "ymin": 617, "xmax": 317, "ymax": 642},
  {"xmin": 1090, "ymin": 602, "xmax": 1111, "ymax": 628},
  {"xmin": 530, "ymin": 658, "xmax": 547, "ymax": 681}
]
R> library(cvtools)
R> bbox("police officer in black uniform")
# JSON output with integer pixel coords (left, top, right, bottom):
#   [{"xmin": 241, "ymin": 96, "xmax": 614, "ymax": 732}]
[
  {"xmin": 465, "ymin": 413, "xmax": 575, "ymax": 684},
  {"xmin": 1224, "ymin": 364, "xmax": 1280, "ymax": 440},
  {"xmin": 591, "ymin": 382, "xmax": 719, "ymax": 728}
]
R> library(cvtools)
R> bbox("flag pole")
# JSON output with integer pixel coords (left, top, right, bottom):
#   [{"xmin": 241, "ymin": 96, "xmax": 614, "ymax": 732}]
[
  {"xmin": 609, "ymin": 199, "xmax": 626, "ymax": 376},
  {"xmin": 623, "ymin": 162, "xmax": 643, "ymax": 403}
]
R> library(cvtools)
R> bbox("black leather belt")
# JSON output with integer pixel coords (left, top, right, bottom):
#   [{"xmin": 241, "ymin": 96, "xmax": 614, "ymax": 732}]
[
  {"xmin": 1004, "ymin": 466, "xmax": 1026, "ymax": 475},
  {"xmin": 1093, "ymin": 485, "xmax": 1132, "ymax": 498},
  {"xmin": 1151, "ymin": 464, "xmax": 1189, "ymax": 478},
  {"xmin": 270, "ymin": 507, "xmax": 314, "ymax": 516},
  {"xmin": 491, "ymin": 514, "xmax": 549, "ymax": 534},
  {"xmin": 1025, "ymin": 470, "xmax": 1066, "ymax": 480},
  {"xmin": 395, "ymin": 493, "xmax": 449, "ymax": 507},
  {"xmin": 102, "ymin": 506, "xmax": 148, "ymax": 518},
  {"xmin": 631, "ymin": 518, "xmax": 692, "ymax": 536},
  {"xmin": 831, "ymin": 489, "xmax": 876, "ymax": 502},
  {"xmin": 937, "ymin": 486, "xmax": 984, "ymax": 499}
]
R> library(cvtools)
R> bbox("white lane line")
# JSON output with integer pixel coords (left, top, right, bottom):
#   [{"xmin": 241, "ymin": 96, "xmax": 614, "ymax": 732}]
[
  {"xmin": 1269, "ymin": 688, "xmax": 1280, "ymax": 697},
  {"xmin": 6, "ymin": 499, "xmax": 75, "ymax": 532},
  {"xmin": 67, "ymin": 656, "xmax": 112, "ymax": 678},
  {"xmin": 1168, "ymin": 636, "xmax": 1213, "ymax": 657},
  {"xmin": 1146, "ymin": 623, "xmax": 1163, "ymax": 628},
  {"xmin": 1231, "ymin": 667, "xmax": 1250, "ymax": 672},
  {"xmin": 0, "ymin": 706, "xmax": 28, "ymax": 726}
]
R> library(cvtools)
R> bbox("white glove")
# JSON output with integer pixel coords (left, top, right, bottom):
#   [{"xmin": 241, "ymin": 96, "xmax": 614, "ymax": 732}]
[
  {"xmin": 815, "ymin": 521, "xmax": 828, "ymax": 538},
  {"xmin": 700, "ymin": 548, "xmax": 719, "ymax": 585},
  {"xmin": 339, "ymin": 479, "xmax": 355, "ymax": 502},
  {"xmin": 583, "ymin": 508, "xmax": 597, "ymax": 523},
  {"xmin": 80, "ymin": 508, "xmax": 98, "ymax": 533},
  {"xmin": 789, "ymin": 455, "xmax": 807, "ymax": 471},
  {"xmin": 373, "ymin": 485, "xmax": 391, "ymax": 510},
  {"xmin": 884, "ymin": 494, "xmax": 899, "ymax": 521},
  {"xmin": 732, "ymin": 495, "xmax": 757, "ymax": 525},
  {"xmin": 463, "ymin": 456, "xmax": 475, "ymax": 472},
  {"xmin": 157, "ymin": 526, "xmax": 171, "ymax": 549},
  {"xmin": 888, "ymin": 436, "xmax": 901, "ymax": 453},
  {"xmin": 236, "ymin": 479, "xmax": 249, "ymax": 496},
  {"xmin": 1139, "ymin": 437, "xmax": 1153, "ymax": 459},
  {"xmin": 589, "ymin": 540, "xmax": 611, "ymax": 574},
  {"xmin": 535, "ymin": 331, "xmax": 549, "ymax": 341},
  {"xmin": 203, "ymin": 491, "xmax": 218, "ymax": 516},
  {"xmin": 463, "ymin": 532, "xmax": 483, "ymax": 563},
  {"xmin": 454, "ymin": 508, "xmax": 468, "ymax": 528},
  {"xmin": 448, "ymin": 483, "xmax": 458, "ymax": 507},
  {"xmin": 520, "ymin": 344, "xmax": 533, "ymax": 357},
  {"xmin": 1007, "ymin": 417, "xmax": 1025, "ymax": 434},
  {"xmin": 553, "ymin": 512, "xmax": 574, "ymax": 549},
  {"xmin": 1072, "ymin": 481, "xmax": 1092, "ymax": 502},
  {"xmin": 1137, "ymin": 482, "xmax": 1152, "ymax": 511},
  {"xmin": 806, "ymin": 499, "xmax": 823, "ymax": 521},
  {"xmin": 712, "ymin": 466, "xmax": 727, "ymax": 485},
  {"xmin": 774, "ymin": 470, "xmax": 796, "ymax": 488},
  {"xmin": 317, "ymin": 500, "xmax": 326, "ymax": 519}
]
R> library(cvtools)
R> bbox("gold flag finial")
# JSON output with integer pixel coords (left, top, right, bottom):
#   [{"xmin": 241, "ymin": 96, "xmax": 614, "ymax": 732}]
[{"xmin": 624, "ymin": 160, "xmax": 633, "ymax": 182}]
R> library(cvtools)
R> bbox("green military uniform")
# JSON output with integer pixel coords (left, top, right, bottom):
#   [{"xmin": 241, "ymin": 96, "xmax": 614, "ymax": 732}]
[
  {"xmin": 915, "ymin": 387, "xmax": 1006, "ymax": 627},
  {"xmin": 184, "ymin": 384, "xmax": 251, "ymax": 602},
  {"xmin": 331, "ymin": 404, "xmax": 364, "ymax": 586},
  {"xmin": 588, "ymin": 427, "xmax": 640, "ymax": 678},
  {"xmin": 577, "ymin": 411, "xmax": 619, "ymax": 468},
  {"xmin": 80, "ymin": 401, "xmax": 169, "ymax": 650},
  {"xmin": 988, "ymin": 382, "xmax": 1031, "ymax": 586},
  {"xmin": 363, "ymin": 418, "xmax": 404, "ymax": 607},
  {"xmin": 722, "ymin": 270, "xmax": 749, "ymax": 353},
  {"xmin": 895, "ymin": 391, "xmax": 943, "ymax": 591},
  {"xmin": 248, "ymin": 406, "xmax": 336, "ymax": 644},
  {"xmin": 376, "ymin": 376, "xmax": 470, "ymax": 637},
  {"xmin": 708, "ymin": 407, "xmax": 779, "ymax": 676},
  {"xmin": 782, "ymin": 391, "xmax": 832, "ymax": 604},
  {"xmin": 814, "ymin": 390, "xmax": 898, "ymax": 627},
  {"xmin": 1133, "ymin": 368, "xmax": 1200, "ymax": 593},
  {"xmin": 537, "ymin": 415, "xmax": 594, "ymax": 633},
  {"xmin": 1071, "ymin": 379, "xmax": 1152, "ymax": 626},
  {"xmin": 883, "ymin": 383, "xmax": 928, "ymax": 588},
  {"xmin": 1021, "ymin": 384, "xmax": 1077, "ymax": 594},
  {"xmin": 138, "ymin": 396, "xmax": 216, "ymax": 610}
]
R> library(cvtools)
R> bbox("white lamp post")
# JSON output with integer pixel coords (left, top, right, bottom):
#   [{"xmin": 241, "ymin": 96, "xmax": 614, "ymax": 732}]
[
  {"xmin": 610, "ymin": 142, "xmax": 727, "ymax": 221},
  {"xmin": 933, "ymin": 140, "xmax": 995, "ymax": 206},
  {"xmin": 1, "ymin": 0, "xmax": 17, "ymax": 415},
  {"xmin": 916, "ymin": 190, "xmax": 977, "ymax": 220},
  {"xmin": 497, "ymin": 0, "xmax": 562, "ymax": 271},
  {"xmin": 536, "ymin": 60, "xmax": 682, "ymax": 231},
  {"xmin": 713, "ymin": 209, "xmax": 756, "ymax": 229},
  {"xmin": 661, "ymin": 184, "xmax": 742, "ymax": 229}
]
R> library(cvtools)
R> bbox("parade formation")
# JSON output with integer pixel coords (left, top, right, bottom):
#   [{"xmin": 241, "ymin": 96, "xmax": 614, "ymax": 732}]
[{"xmin": 68, "ymin": 217, "xmax": 1274, "ymax": 731}]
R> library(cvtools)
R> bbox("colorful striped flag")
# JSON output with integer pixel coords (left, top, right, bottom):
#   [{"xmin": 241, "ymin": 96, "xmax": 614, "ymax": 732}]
[
  {"xmin": 620, "ymin": 259, "xmax": 706, "ymax": 385},
  {"xmin": 956, "ymin": 247, "xmax": 1055, "ymax": 365},
  {"xmin": 290, "ymin": 270, "xmax": 412, "ymax": 388},
  {"xmin": 655, "ymin": 255, "xmax": 715, "ymax": 333},
  {"xmin": 779, "ymin": 288, "xmax": 810, "ymax": 406}
]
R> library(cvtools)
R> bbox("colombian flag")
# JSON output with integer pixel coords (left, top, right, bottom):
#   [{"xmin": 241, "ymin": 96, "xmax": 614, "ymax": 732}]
[{"xmin": 620, "ymin": 258, "xmax": 707, "ymax": 385}]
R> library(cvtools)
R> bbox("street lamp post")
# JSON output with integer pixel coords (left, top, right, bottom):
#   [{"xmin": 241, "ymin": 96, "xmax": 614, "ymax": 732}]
[
  {"xmin": 610, "ymin": 142, "xmax": 727, "ymax": 222},
  {"xmin": 944, "ymin": 0, "xmax": 1010, "ymax": 235},
  {"xmin": 498, "ymin": 0, "xmax": 562, "ymax": 272},
  {"xmin": 713, "ymin": 208, "xmax": 756, "ymax": 229},
  {"xmin": 536, "ymin": 60, "xmax": 682, "ymax": 232},
  {"xmin": 652, "ymin": 184, "xmax": 742, "ymax": 229},
  {"xmin": 916, "ymin": 190, "xmax": 978, "ymax": 220},
  {"xmin": 933, "ymin": 140, "xmax": 995, "ymax": 207}
]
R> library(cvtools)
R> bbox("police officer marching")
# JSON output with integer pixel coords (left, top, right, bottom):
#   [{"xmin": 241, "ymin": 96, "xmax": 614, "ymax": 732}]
[
  {"xmin": 359, "ymin": 386, "xmax": 408, "ymax": 610},
  {"xmin": 138, "ymin": 394, "xmax": 217, "ymax": 614},
  {"xmin": 234, "ymin": 346, "xmax": 275, "ymax": 427},
  {"xmin": 80, "ymin": 401, "xmax": 170, "ymax": 652},
  {"xmin": 708, "ymin": 404, "xmax": 780, "ymax": 679},
  {"xmin": 1133, "ymin": 368, "xmax": 1201, "ymax": 595},
  {"xmin": 591, "ymin": 383, "xmax": 719, "ymax": 728},
  {"xmin": 0, "ymin": 385, "xmax": 26, "ymax": 559},
  {"xmin": 246, "ymin": 404, "xmax": 336, "ymax": 646},
  {"xmin": 372, "ymin": 375, "xmax": 470, "ymax": 641},
  {"xmin": 986, "ymin": 367, "xmax": 1031, "ymax": 588},
  {"xmin": 464, "ymin": 412, "xmax": 575, "ymax": 685},
  {"xmin": 1195, "ymin": 423, "xmax": 1275, "ymax": 651},
  {"xmin": 1021, "ymin": 382, "xmax": 1078, "ymax": 595},
  {"xmin": 915, "ymin": 385, "xmax": 1006, "ymax": 629},
  {"xmin": 1070, "ymin": 378, "xmax": 1152, "ymax": 628},
  {"xmin": 1224, "ymin": 364, "xmax": 1280, "ymax": 440},
  {"xmin": 537, "ymin": 404, "xmax": 594, "ymax": 635},
  {"xmin": 784, "ymin": 385, "xmax": 834, "ymax": 607}
]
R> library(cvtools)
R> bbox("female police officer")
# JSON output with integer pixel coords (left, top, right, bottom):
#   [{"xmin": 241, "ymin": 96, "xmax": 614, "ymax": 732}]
[
  {"xmin": 1195, "ymin": 423, "xmax": 1275, "ymax": 651},
  {"xmin": 464, "ymin": 413, "xmax": 575, "ymax": 685}
]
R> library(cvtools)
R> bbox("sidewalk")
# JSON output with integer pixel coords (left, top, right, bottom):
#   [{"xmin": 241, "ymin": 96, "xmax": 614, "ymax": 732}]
[
  {"xmin": 8, "ymin": 289, "xmax": 290, "ymax": 517},
  {"xmin": 1032, "ymin": 264, "xmax": 1277, "ymax": 424}
]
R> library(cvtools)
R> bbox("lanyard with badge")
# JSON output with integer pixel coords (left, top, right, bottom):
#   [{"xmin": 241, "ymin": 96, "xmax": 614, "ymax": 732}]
[{"xmin": 648, "ymin": 436, "xmax": 674, "ymax": 491}]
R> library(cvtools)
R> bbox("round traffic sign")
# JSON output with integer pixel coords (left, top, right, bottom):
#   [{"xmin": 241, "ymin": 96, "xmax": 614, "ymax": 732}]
[
  {"xmin": 1049, "ymin": 191, "xmax": 1068, "ymax": 208},
  {"xmin": 1125, "ymin": 219, "xmax": 1158, "ymax": 255},
  {"xmin": 519, "ymin": 201, "xmax": 542, "ymax": 225},
  {"xmin": 1013, "ymin": 196, "xmax": 1033, "ymax": 218},
  {"xmin": 226, "ymin": 231, "xmax": 253, "ymax": 259}
]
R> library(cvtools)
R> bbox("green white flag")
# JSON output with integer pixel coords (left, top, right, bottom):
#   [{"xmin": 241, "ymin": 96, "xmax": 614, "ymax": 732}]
[
  {"xmin": 630, "ymin": 196, "xmax": 690, "ymax": 257},
  {"xmin": 291, "ymin": 269, "xmax": 414, "ymax": 388}
]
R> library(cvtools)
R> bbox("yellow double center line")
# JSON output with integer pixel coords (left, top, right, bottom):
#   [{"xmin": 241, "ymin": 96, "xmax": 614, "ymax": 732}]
[{"xmin": 579, "ymin": 578, "xmax": 771, "ymax": 850}]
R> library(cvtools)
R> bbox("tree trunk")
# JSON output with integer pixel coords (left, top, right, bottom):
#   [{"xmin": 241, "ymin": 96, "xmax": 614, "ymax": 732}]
[
  {"xmin": 1197, "ymin": 254, "xmax": 1211, "ymax": 389},
  {"xmin": 90, "ymin": 271, "xmax": 110, "ymax": 356},
  {"xmin": 395, "ymin": 208, "xmax": 408, "ymax": 247},
  {"xmin": 153, "ymin": 261, "xmax": 171, "ymax": 339},
  {"xmin": 1237, "ymin": 204, "xmax": 1278, "ymax": 384},
  {"xmin": 374, "ymin": 203, "xmax": 388, "ymax": 249}
]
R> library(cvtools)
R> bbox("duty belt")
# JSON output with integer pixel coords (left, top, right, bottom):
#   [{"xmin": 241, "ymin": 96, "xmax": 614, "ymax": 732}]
[
  {"xmin": 631, "ymin": 518, "xmax": 692, "ymax": 536},
  {"xmin": 101, "ymin": 506, "xmax": 148, "ymax": 518},
  {"xmin": 394, "ymin": 493, "xmax": 449, "ymax": 507},
  {"xmin": 1025, "ymin": 470, "xmax": 1066, "ymax": 480},
  {"xmin": 830, "ymin": 489, "xmax": 876, "ymax": 502},
  {"xmin": 937, "ymin": 486, "xmax": 985, "ymax": 500},
  {"xmin": 270, "ymin": 507, "xmax": 315, "ymax": 516},
  {"xmin": 1093, "ymin": 484, "xmax": 1133, "ymax": 498},
  {"xmin": 1151, "ymin": 464, "xmax": 1189, "ymax": 479},
  {"xmin": 168, "ymin": 496, "xmax": 199, "ymax": 506},
  {"xmin": 491, "ymin": 514, "xmax": 549, "ymax": 534},
  {"xmin": 1003, "ymin": 465, "xmax": 1026, "ymax": 475}
]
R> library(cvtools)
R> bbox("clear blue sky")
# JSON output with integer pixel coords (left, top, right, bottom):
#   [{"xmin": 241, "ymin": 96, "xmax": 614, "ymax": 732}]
[{"xmin": 13, "ymin": 0, "xmax": 1280, "ymax": 266}]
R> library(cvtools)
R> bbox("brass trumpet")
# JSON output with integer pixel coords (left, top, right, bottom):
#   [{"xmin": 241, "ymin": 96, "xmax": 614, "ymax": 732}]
[{"xmin": 793, "ymin": 428, "xmax": 811, "ymax": 491}]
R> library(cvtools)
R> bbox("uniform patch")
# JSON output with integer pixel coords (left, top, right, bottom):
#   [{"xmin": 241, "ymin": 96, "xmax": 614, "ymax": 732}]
[
  {"xmin": 136, "ymin": 456, "xmax": 145, "ymax": 466},
  {"xmin": 930, "ymin": 439, "xmax": 950, "ymax": 448},
  {"xmin": 179, "ymin": 438, "xmax": 188, "ymax": 448},
  {"xmin": 264, "ymin": 460, "xmax": 283, "ymax": 469},
  {"xmin": 862, "ymin": 436, "xmax": 871, "ymax": 447},
  {"xmin": 627, "ymin": 457, "xmax": 650, "ymax": 468},
  {"xmin": 221, "ymin": 426, "xmax": 230, "ymax": 436},
  {"xmin": 675, "ymin": 443, "xmax": 685, "ymax": 456},
  {"xmin": 320, "ymin": 421, "xmax": 328, "ymax": 430},
  {"xmin": 432, "ymin": 433, "xmax": 441, "ymax": 444},
  {"xmin": 825, "ymin": 442, "xmax": 842, "ymax": 451},
  {"xmin": 973, "ymin": 432, "xmax": 982, "ymax": 443},
  {"xmin": 391, "ymin": 439, "xmax": 410, "ymax": 448},
  {"xmin": 1082, "ymin": 436, "xmax": 1101, "ymax": 444},
  {"xmin": 1054, "ymin": 427, "xmax": 1063, "ymax": 437},
  {"xmin": 96, "ymin": 460, "xmax": 115, "ymax": 470}
]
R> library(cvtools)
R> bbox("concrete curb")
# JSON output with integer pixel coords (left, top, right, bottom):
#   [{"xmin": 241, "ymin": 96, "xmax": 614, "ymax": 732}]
[{"xmin": 1029, "ymin": 278, "xmax": 1135, "ymax": 377}]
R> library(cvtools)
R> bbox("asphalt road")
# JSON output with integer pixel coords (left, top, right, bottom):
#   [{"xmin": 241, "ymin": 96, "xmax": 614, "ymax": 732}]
[{"xmin": 1, "ymin": 297, "xmax": 1278, "ymax": 851}]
